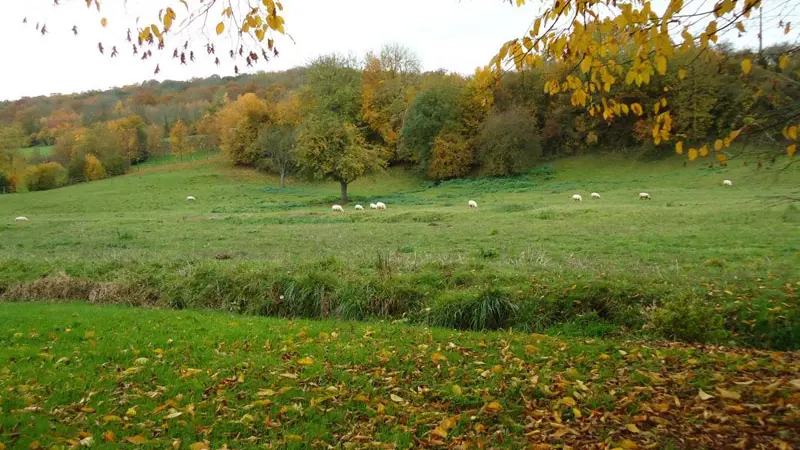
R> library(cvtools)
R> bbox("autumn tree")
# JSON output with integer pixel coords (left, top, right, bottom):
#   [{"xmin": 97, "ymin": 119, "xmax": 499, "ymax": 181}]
[
  {"xmin": 427, "ymin": 129, "xmax": 472, "ymax": 181},
  {"xmin": 169, "ymin": 119, "xmax": 193, "ymax": 161},
  {"xmin": 84, "ymin": 154, "xmax": 106, "ymax": 181},
  {"xmin": 216, "ymin": 93, "xmax": 270, "ymax": 165},
  {"xmin": 399, "ymin": 83, "xmax": 462, "ymax": 165},
  {"xmin": 109, "ymin": 115, "xmax": 148, "ymax": 163},
  {"xmin": 296, "ymin": 112, "xmax": 387, "ymax": 202},
  {"xmin": 26, "ymin": 162, "xmax": 68, "ymax": 191},
  {"xmin": 300, "ymin": 54, "xmax": 362, "ymax": 122},
  {"xmin": 361, "ymin": 44, "xmax": 421, "ymax": 155},
  {"xmin": 0, "ymin": 125, "xmax": 25, "ymax": 170}
]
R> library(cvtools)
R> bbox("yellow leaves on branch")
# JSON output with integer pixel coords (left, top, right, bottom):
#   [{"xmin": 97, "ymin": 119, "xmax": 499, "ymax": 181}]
[
  {"xmin": 216, "ymin": 22, "xmax": 225, "ymax": 35},
  {"xmin": 100, "ymin": 17, "xmax": 108, "ymax": 28},
  {"xmin": 675, "ymin": 141, "xmax": 683, "ymax": 154},
  {"xmin": 785, "ymin": 125, "xmax": 798, "ymax": 141},
  {"xmin": 688, "ymin": 148, "xmax": 699, "ymax": 161},
  {"xmin": 779, "ymin": 54, "xmax": 790, "ymax": 71}
]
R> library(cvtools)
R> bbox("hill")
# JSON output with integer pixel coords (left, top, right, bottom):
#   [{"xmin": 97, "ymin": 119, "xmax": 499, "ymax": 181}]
[{"xmin": 1, "ymin": 155, "xmax": 798, "ymax": 349}]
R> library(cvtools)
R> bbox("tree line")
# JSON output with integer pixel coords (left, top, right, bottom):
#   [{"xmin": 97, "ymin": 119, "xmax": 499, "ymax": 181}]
[{"xmin": 1, "ymin": 42, "xmax": 796, "ymax": 198}]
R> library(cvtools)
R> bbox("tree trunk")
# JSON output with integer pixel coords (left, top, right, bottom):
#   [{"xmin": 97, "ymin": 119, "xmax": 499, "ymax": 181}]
[
  {"xmin": 339, "ymin": 180, "xmax": 348, "ymax": 203},
  {"xmin": 280, "ymin": 168, "xmax": 286, "ymax": 188}
]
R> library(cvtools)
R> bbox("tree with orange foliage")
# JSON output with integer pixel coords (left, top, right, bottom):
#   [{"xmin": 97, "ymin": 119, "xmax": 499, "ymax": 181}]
[{"xmin": 169, "ymin": 119, "xmax": 193, "ymax": 161}]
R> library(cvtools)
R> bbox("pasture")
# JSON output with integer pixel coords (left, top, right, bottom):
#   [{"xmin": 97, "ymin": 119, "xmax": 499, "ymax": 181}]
[{"xmin": 0, "ymin": 155, "xmax": 798, "ymax": 348}]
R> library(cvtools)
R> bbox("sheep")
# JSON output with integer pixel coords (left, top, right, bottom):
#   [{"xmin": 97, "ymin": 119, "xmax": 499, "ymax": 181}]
[
  {"xmin": 15, "ymin": 216, "xmax": 29, "ymax": 222},
  {"xmin": 354, "ymin": 204, "xmax": 364, "ymax": 211},
  {"xmin": 468, "ymin": 200, "xmax": 478, "ymax": 209},
  {"xmin": 639, "ymin": 192, "xmax": 651, "ymax": 200},
  {"xmin": 591, "ymin": 192, "xmax": 601, "ymax": 199},
  {"xmin": 376, "ymin": 202, "xmax": 387, "ymax": 210},
  {"xmin": 332, "ymin": 204, "xmax": 344, "ymax": 212},
  {"xmin": 186, "ymin": 196, "xmax": 196, "ymax": 201},
  {"xmin": 369, "ymin": 203, "xmax": 378, "ymax": 210},
  {"xmin": 723, "ymin": 179, "xmax": 733, "ymax": 187},
  {"xmin": 571, "ymin": 194, "xmax": 582, "ymax": 202}
]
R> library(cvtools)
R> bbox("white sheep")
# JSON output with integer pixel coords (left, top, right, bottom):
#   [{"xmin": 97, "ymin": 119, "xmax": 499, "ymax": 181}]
[
  {"xmin": 591, "ymin": 192, "xmax": 601, "ymax": 199},
  {"xmin": 186, "ymin": 196, "xmax": 196, "ymax": 201},
  {"xmin": 354, "ymin": 204, "xmax": 364, "ymax": 211},
  {"xmin": 639, "ymin": 192, "xmax": 651, "ymax": 200},
  {"xmin": 376, "ymin": 202, "xmax": 387, "ymax": 210},
  {"xmin": 468, "ymin": 200, "xmax": 478, "ymax": 209},
  {"xmin": 14, "ymin": 216, "xmax": 29, "ymax": 222},
  {"xmin": 369, "ymin": 203, "xmax": 378, "ymax": 210},
  {"xmin": 723, "ymin": 179, "xmax": 733, "ymax": 187},
  {"xmin": 571, "ymin": 194, "xmax": 583, "ymax": 202},
  {"xmin": 332, "ymin": 205, "xmax": 344, "ymax": 212}
]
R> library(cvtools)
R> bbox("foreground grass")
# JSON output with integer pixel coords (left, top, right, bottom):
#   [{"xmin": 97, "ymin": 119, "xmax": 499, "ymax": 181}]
[
  {"xmin": 1, "ymin": 155, "xmax": 798, "ymax": 348},
  {"xmin": 1, "ymin": 303, "xmax": 798, "ymax": 449}
]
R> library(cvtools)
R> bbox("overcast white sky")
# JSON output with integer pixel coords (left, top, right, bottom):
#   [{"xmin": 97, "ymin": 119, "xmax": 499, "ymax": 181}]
[{"xmin": 1, "ymin": 0, "xmax": 796, "ymax": 102}]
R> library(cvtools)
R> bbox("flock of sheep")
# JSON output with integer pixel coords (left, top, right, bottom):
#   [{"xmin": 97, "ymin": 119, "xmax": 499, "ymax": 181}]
[{"xmin": 12, "ymin": 179, "xmax": 735, "ymax": 222}]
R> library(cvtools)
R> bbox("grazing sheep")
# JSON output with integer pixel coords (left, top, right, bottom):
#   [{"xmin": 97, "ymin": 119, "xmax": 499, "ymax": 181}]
[
  {"xmin": 376, "ymin": 202, "xmax": 387, "ymax": 210},
  {"xmin": 332, "ymin": 204, "xmax": 344, "ymax": 212},
  {"xmin": 591, "ymin": 192, "xmax": 601, "ymax": 199},
  {"xmin": 571, "ymin": 194, "xmax": 582, "ymax": 202},
  {"xmin": 15, "ymin": 216, "xmax": 29, "ymax": 222},
  {"xmin": 723, "ymin": 179, "xmax": 733, "ymax": 187},
  {"xmin": 639, "ymin": 192, "xmax": 651, "ymax": 200},
  {"xmin": 186, "ymin": 196, "xmax": 196, "ymax": 201},
  {"xmin": 369, "ymin": 203, "xmax": 378, "ymax": 210},
  {"xmin": 468, "ymin": 200, "xmax": 478, "ymax": 209},
  {"xmin": 354, "ymin": 204, "xmax": 364, "ymax": 211}
]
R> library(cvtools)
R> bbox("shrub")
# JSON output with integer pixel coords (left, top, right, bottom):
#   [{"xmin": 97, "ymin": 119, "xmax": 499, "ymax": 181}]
[
  {"xmin": 475, "ymin": 106, "xmax": 542, "ymax": 176},
  {"xmin": 648, "ymin": 295, "xmax": 729, "ymax": 343},
  {"xmin": 0, "ymin": 171, "xmax": 17, "ymax": 193},
  {"xmin": 25, "ymin": 162, "xmax": 68, "ymax": 191},
  {"xmin": 428, "ymin": 289, "xmax": 519, "ymax": 331}
]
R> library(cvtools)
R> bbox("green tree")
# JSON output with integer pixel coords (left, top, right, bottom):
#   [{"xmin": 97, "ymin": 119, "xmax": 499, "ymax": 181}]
[
  {"xmin": 296, "ymin": 112, "xmax": 387, "ymax": 202},
  {"xmin": 399, "ymin": 83, "xmax": 462, "ymax": 165},
  {"xmin": 475, "ymin": 106, "xmax": 542, "ymax": 177},
  {"xmin": 257, "ymin": 125, "xmax": 295, "ymax": 188},
  {"xmin": 301, "ymin": 54, "xmax": 362, "ymax": 122}
]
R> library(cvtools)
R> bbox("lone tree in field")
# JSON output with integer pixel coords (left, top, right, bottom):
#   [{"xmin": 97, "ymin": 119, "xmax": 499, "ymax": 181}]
[
  {"xmin": 169, "ymin": 119, "xmax": 193, "ymax": 161},
  {"xmin": 257, "ymin": 125, "xmax": 295, "ymax": 188},
  {"xmin": 296, "ymin": 112, "xmax": 386, "ymax": 202},
  {"xmin": 32, "ymin": 0, "xmax": 800, "ymax": 161}
]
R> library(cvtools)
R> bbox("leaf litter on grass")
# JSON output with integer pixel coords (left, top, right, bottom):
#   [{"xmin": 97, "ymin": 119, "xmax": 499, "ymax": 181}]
[{"xmin": 0, "ymin": 303, "xmax": 798, "ymax": 449}]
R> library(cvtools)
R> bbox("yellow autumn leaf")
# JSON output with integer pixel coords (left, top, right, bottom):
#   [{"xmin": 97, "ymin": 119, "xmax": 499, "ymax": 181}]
[
  {"xmin": 741, "ymin": 59, "xmax": 752, "ymax": 75},
  {"xmin": 102, "ymin": 415, "xmax": 121, "ymax": 423},
  {"xmin": 100, "ymin": 17, "xmax": 108, "ymax": 27},
  {"xmin": 655, "ymin": 55, "xmax": 667, "ymax": 75},
  {"xmin": 688, "ymin": 148, "xmax": 698, "ymax": 161},
  {"xmin": 788, "ymin": 144, "xmax": 797, "ymax": 157},
  {"xmin": 126, "ymin": 407, "xmax": 137, "ymax": 417},
  {"xmin": 451, "ymin": 384, "xmax": 462, "ymax": 395},
  {"xmin": 630, "ymin": 103, "xmax": 643, "ymax": 116},
  {"xmin": 189, "ymin": 443, "xmax": 209, "ymax": 450},
  {"xmin": 431, "ymin": 426, "xmax": 448, "ymax": 438},
  {"xmin": 256, "ymin": 28, "xmax": 266, "ymax": 41},
  {"xmin": 675, "ymin": 141, "xmax": 684, "ymax": 154},
  {"xmin": 698, "ymin": 389, "xmax": 714, "ymax": 401},
  {"xmin": 390, "ymin": 393, "xmax": 404, "ymax": 403},
  {"xmin": 715, "ymin": 387, "xmax": 741, "ymax": 400},
  {"xmin": 779, "ymin": 54, "xmax": 790, "ymax": 70},
  {"xmin": 102, "ymin": 431, "xmax": 116, "ymax": 442},
  {"xmin": 561, "ymin": 396, "xmax": 577, "ymax": 407},
  {"xmin": 714, "ymin": 139, "xmax": 723, "ymax": 151},
  {"xmin": 580, "ymin": 56, "xmax": 592, "ymax": 74},
  {"xmin": 84, "ymin": 330, "xmax": 95, "ymax": 338},
  {"xmin": 216, "ymin": 22, "xmax": 225, "ymax": 35},
  {"xmin": 626, "ymin": 423, "xmax": 641, "ymax": 433},
  {"xmin": 125, "ymin": 435, "xmax": 147, "ymax": 445},
  {"xmin": 431, "ymin": 352, "xmax": 448, "ymax": 362},
  {"xmin": 678, "ymin": 68, "xmax": 687, "ymax": 80},
  {"xmin": 618, "ymin": 439, "xmax": 639, "ymax": 449},
  {"xmin": 484, "ymin": 401, "xmax": 503, "ymax": 412},
  {"xmin": 788, "ymin": 125, "xmax": 798, "ymax": 140},
  {"xmin": 699, "ymin": 144, "xmax": 709, "ymax": 157},
  {"xmin": 297, "ymin": 357, "xmax": 314, "ymax": 366}
]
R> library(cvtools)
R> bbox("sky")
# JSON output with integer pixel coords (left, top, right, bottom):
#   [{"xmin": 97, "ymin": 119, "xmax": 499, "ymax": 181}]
[{"xmin": 1, "ymin": 0, "xmax": 797, "ymax": 102}]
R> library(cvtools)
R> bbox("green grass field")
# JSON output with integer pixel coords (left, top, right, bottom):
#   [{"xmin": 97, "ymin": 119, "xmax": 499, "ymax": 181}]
[
  {"xmin": 0, "ymin": 155, "xmax": 798, "ymax": 348},
  {"xmin": 1, "ymin": 303, "xmax": 798, "ymax": 449},
  {"xmin": 17, "ymin": 146, "xmax": 54, "ymax": 160}
]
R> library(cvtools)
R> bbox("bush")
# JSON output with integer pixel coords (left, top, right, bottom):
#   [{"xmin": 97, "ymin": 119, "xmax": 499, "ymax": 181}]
[
  {"xmin": 0, "ymin": 171, "xmax": 17, "ymax": 193},
  {"xmin": 25, "ymin": 162, "xmax": 68, "ymax": 191},
  {"xmin": 428, "ymin": 289, "xmax": 519, "ymax": 331},
  {"xmin": 476, "ymin": 106, "xmax": 542, "ymax": 176},
  {"xmin": 648, "ymin": 295, "xmax": 729, "ymax": 343}
]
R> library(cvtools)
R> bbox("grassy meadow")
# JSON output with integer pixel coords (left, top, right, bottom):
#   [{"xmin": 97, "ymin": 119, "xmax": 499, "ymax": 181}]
[
  {"xmin": 0, "ymin": 154, "xmax": 798, "ymax": 348},
  {"xmin": 1, "ymin": 303, "xmax": 798, "ymax": 449}
]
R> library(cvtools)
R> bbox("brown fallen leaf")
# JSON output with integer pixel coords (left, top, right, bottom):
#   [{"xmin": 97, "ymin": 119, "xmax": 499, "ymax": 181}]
[
  {"xmin": 697, "ymin": 389, "xmax": 714, "ymax": 401},
  {"xmin": 431, "ymin": 352, "xmax": 448, "ymax": 362},
  {"xmin": 716, "ymin": 387, "xmax": 741, "ymax": 400},
  {"xmin": 103, "ymin": 431, "xmax": 116, "ymax": 442},
  {"xmin": 485, "ymin": 401, "xmax": 503, "ymax": 412},
  {"xmin": 189, "ymin": 443, "xmax": 209, "ymax": 450},
  {"xmin": 789, "ymin": 379, "xmax": 800, "ymax": 390}
]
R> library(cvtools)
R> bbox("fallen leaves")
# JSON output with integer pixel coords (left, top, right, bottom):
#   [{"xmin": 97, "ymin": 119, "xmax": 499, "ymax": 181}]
[
  {"xmin": 389, "ymin": 393, "xmax": 405, "ymax": 403},
  {"xmin": 124, "ymin": 435, "xmax": 147, "ymax": 444},
  {"xmin": 697, "ymin": 389, "xmax": 714, "ymax": 401},
  {"xmin": 716, "ymin": 387, "xmax": 742, "ymax": 400}
]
